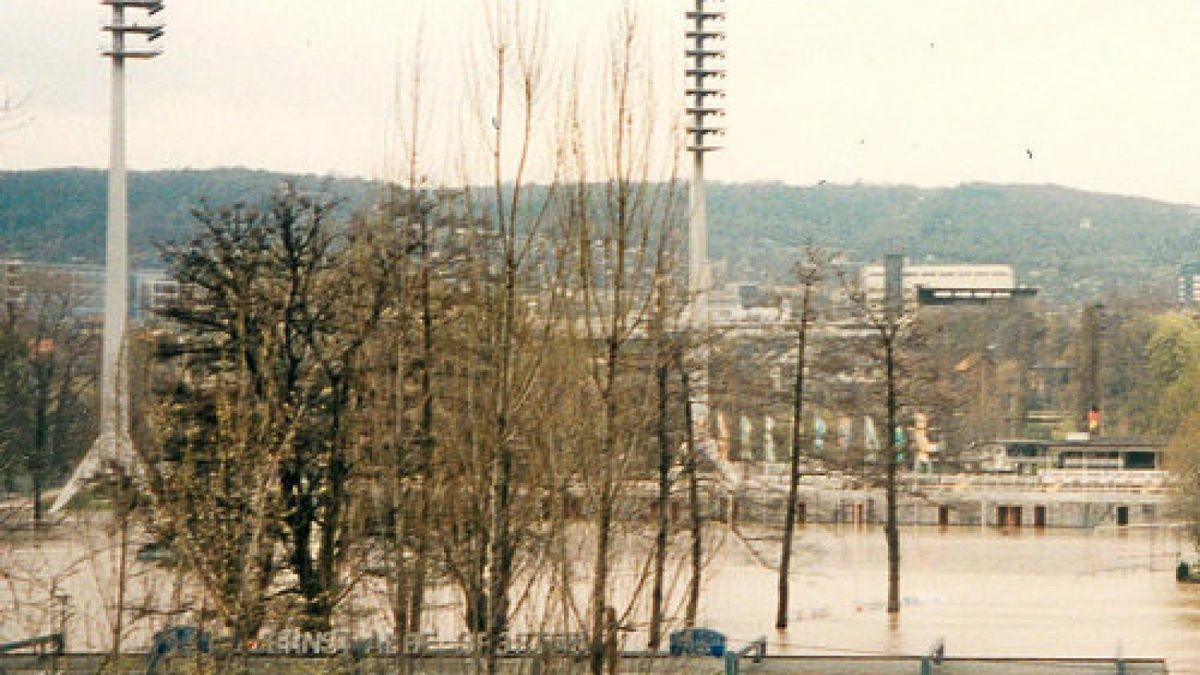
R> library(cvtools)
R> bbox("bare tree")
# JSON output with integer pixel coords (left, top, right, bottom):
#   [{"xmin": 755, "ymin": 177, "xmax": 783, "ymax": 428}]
[
  {"xmin": 646, "ymin": 256, "xmax": 687, "ymax": 650},
  {"xmin": 776, "ymin": 247, "xmax": 829, "ymax": 629},
  {"xmin": 0, "ymin": 268, "xmax": 96, "ymax": 524},
  {"xmin": 410, "ymin": 3, "xmax": 573, "ymax": 669},
  {"xmin": 557, "ymin": 5, "xmax": 682, "ymax": 670},
  {"xmin": 879, "ymin": 307, "xmax": 904, "ymax": 615},
  {"xmin": 352, "ymin": 183, "xmax": 484, "ymax": 655},
  {"xmin": 678, "ymin": 349, "xmax": 702, "ymax": 629},
  {"xmin": 140, "ymin": 349, "xmax": 285, "ymax": 645},
  {"xmin": 120, "ymin": 2, "xmax": 702, "ymax": 665},
  {"xmin": 143, "ymin": 186, "xmax": 393, "ymax": 636},
  {"xmin": 845, "ymin": 261, "xmax": 913, "ymax": 615}
]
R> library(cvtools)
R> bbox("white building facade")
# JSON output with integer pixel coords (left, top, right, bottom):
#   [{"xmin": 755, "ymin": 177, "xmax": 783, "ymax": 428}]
[{"xmin": 860, "ymin": 262, "xmax": 1017, "ymax": 306}]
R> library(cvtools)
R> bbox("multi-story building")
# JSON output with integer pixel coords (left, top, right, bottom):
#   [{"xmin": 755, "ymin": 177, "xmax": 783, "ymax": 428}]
[
  {"xmin": 132, "ymin": 269, "xmax": 179, "ymax": 319},
  {"xmin": 1178, "ymin": 262, "xmax": 1200, "ymax": 306},
  {"xmin": 0, "ymin": 258, "xmax": 177, "ymax": 320},
  {"xmin": 861, "ymin": 261, "xmax": 1016, "ymax": 296},
  {"xmin": 0, "ymin": 259, "xmax": 107, "ymax": 315},
  {"xmin": 859, "ymin": 260, "xmax": 1028, "ymax": 308}
]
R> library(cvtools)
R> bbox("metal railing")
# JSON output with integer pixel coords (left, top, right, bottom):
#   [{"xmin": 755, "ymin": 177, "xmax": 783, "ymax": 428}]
[
  {"xmin": 919, "ymin": 638, "xmax": 945, "ymax": 674},
  {"xmin": 0, "ymin": 634, "xmax": 64, "ymax": 655},
  {"xmin": 723, "ymin": 636, "xmax": 766, "ymax": 675}
]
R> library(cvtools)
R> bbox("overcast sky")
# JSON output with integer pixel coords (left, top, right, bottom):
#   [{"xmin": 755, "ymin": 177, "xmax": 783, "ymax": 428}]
[{"xmin": 4, "ymin": 1, "xmax": 1200, "ymax": 204}]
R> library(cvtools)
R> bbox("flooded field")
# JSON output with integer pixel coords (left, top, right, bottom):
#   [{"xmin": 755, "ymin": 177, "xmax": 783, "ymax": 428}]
[
  {"xmin": 707, "ymin": 524, "xmax": 1200, "ymax": 672},
  {"xmin": 4, "ymin": 518, "xmax": 1200, "ymax": 671}
]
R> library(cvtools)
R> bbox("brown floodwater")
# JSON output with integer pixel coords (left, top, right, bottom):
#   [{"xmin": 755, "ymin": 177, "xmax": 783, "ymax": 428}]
[
  {"xmin": 4, "ymin": 519, "xmax": 1200, "ymax": 671},
  {"xmin": 702, "ymin": 524, "xmax": 1200, "ymax": 672}
]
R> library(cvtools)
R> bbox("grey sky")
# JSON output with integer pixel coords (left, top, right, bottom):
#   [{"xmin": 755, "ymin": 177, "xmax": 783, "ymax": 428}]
[{"xmin": 3, "ymin": 1, "xmax": 1200, "ymax": 204}]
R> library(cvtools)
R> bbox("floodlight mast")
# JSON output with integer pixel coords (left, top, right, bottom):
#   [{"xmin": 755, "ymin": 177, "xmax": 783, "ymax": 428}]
[
  {"xmin": 52, "ymin": 0, "xmax": 163, "ymax": 514},
  {"xmin": 685, "ymin": 0, "xmax": 725, "ymax": 454}
]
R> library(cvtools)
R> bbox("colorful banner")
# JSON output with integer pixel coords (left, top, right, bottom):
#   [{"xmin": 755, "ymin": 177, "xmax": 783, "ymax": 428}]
[
  {"xmin": 837, "ymin": 416, "xmax": 852, "ymax": 452},
  {"xmin": 716, "ymin": 411, "xmax": 731, "ymax": 461}
]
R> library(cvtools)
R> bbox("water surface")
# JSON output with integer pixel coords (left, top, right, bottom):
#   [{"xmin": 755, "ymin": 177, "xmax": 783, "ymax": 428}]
[
  {"xmin": 4, "ymin": 520, "xmax": 1199, "ymax": 671},
  {"xmin": 702, "ymin": 524, "xmax": 1200, "ymax": 672}
]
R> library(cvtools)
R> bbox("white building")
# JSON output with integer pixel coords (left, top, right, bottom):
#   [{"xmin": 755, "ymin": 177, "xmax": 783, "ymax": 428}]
[
  {"xmin": 860, "ymin": 262, "xmax": 1017, "ymax": 306},
  {"xmin": 0, "ymin": 259, "xmax": 106, "ymax": 315},
  {"xmin": 132, "ymin": 269, "xmax": 178, "ymax": 318},
  {"xmin": 1, "ymin": 259, "xmax": 177, "ymax": 320},
  {"xmin": 1179, "ymin": 262, "xmax": 1200, "ymax": 306}
]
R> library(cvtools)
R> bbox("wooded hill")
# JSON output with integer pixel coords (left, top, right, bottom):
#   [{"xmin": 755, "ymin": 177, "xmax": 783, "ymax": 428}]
[{"xmin": 3, "ymin": 168, "xmax": 1198, "ymax": 304}]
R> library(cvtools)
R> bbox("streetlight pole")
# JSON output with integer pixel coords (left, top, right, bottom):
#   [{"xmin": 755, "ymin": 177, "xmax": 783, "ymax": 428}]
[{"xmin": 52, "ymin": 1, "xmax": 163, "ymax": 514}]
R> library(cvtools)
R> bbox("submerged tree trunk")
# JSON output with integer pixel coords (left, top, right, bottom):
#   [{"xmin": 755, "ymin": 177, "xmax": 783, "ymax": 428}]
[
  {"xmin": 590, "ymin": 298, "xmax": 624, "ymax": 675},
  {"xmin": 680, "ymin": 356, "xmax": 701, "ymax": 628},
  {"xmin": 32, "ymin": 382, "xmax": 47, "ymax": 525},
  {"xmin": 589, "ymin": 474, "xmax": 615, "ymax": 675},
  {"xmin": 648, "ymin": 354, "xmax": 671, "ymax": 650},
  {"xmin": 32, "ymin": 473, "xmax": 43, "ymax": 525},
  {"xmin": 777, "ymin": 279, "xmax": 814, "ymax": 629},
  {"xmin": 110, "ymin": 489, "xmax": 131, "ymax": 665},
  {"xmin": 407, "ymin": 199, "xmax": 437, "ymax": 636},
  {"xmin": 485, "ymin": 417, "xmax": 513, "ymax": 675},
  {"xmin": 885, "ymin": 338, "xmax": 900, "ymax": 614}
]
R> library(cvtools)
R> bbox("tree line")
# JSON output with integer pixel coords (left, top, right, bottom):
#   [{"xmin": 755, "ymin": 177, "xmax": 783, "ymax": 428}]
[
  {"xmin": 5, "ymin": 178, "xmax": 1200, "ymax": 307},
  {"xmin": 125, "ymin": 6, "xmax": 705, "ymax": 674}
]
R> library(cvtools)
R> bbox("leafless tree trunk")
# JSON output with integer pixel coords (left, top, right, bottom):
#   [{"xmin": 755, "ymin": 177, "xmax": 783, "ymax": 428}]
[
  {"xmin": 647, "ymin": 256, "xmax": 687, "ymax": 650},
  {"xmin": 0, "ymin": 270, "xmax": 95, "ymax": 526},
  {"xmin": 108, "ymin": 479, "xmax": 133, "ymax": 666},
  {"xmin": 446, "ymin": 4, "xmax": 567, "ymax": 669},
  {"xmin": 560, "ymin": 6, "xmax": 681, "ymax": 668},
  {"xmin": 648, "ymin": 335, "xmax": 672, "ymax": 650},
  {"xmin": 776, "ymin": 249, "xmax": 827, "ymax": 629},
  {"xmin": 679, "ymin": 352, "xmax": 701, "ymax": 629},
  {"xmin": 846, "ymin": 275, "xmax": 907, "ymax": 615},
  {"xmin": 884, "ymin": 334, "xmax": 900, "ymax": 614}
]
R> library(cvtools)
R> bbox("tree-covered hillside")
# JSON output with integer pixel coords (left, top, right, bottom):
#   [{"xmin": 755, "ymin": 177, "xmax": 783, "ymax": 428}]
[
  {"xmin": 0, "ymin": 168, "xmax": 379, "ymax": 268},
  {"xmin": 708, "ymin": 181, "xmax": 1200, "ymax": 305},
  {"xmin": 3, "ymin": 169, "xmax": 1199, "ymax": 304}
]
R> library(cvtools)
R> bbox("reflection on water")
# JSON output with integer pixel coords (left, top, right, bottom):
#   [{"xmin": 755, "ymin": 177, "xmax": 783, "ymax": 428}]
[{"xmin": 4, "ymin": 519, "xmax": 1200, "ymax": 670}]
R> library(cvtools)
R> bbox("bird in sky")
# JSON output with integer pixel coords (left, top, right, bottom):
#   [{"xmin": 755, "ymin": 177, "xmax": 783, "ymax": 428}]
[{"xmin": 1026, "ymin": 148, "xmax": 1034, "ymax": 159}]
